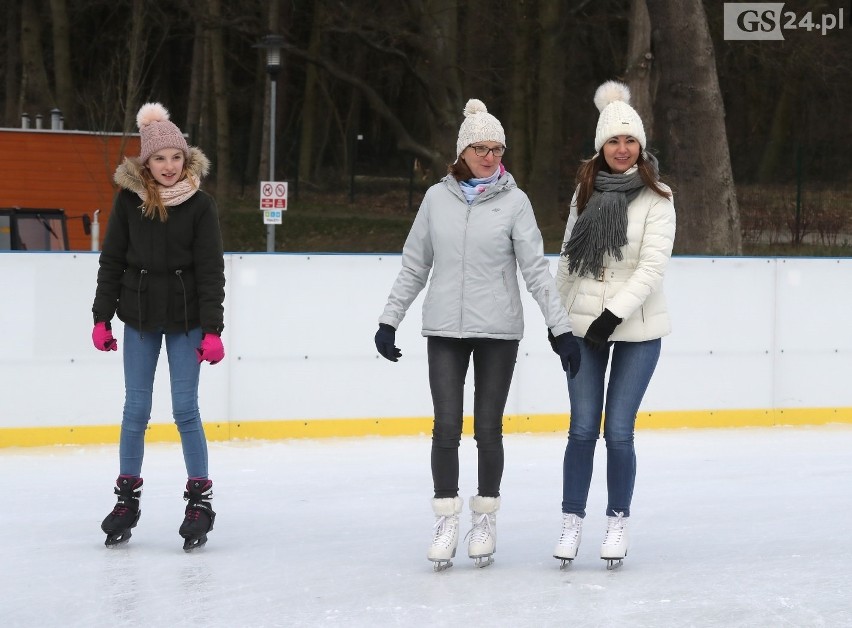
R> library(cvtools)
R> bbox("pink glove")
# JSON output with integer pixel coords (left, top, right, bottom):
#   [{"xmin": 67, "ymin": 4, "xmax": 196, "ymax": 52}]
[
  {"xmin": 196, "ymin": 333, "xmax": 224, "ymax": 365},
  {"xmin": 92, "ymin": 322, "xmax": 117, "ymax": 351}
]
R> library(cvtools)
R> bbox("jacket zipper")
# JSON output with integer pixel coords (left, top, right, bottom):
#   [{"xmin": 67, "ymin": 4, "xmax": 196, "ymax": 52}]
[
  {"xmin": 175, "ymin": 269, "xmax": 189, "ymax": 335},
  {"xmin": 137, "ymin": 269, "xmax": 148, "ymax": 339},
  {"xmin": 459, "ymin": 205, "xmax": 472, "ymax": 334}
]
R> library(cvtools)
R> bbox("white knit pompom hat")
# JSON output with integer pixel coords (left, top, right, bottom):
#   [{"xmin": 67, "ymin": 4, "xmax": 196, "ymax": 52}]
[
  {"xmin": 456, "ymin": 99, "xmax": 506, "ymax": 158},
  {"xmin": 593, "ymin": 81, "xmax": 646, "ymax": 151},
  {"xmin": 136, "ymin": 102, "xmax": 190, "ymax": 163}
]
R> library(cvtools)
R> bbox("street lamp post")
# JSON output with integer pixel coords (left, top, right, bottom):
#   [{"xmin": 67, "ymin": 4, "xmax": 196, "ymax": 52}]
[{"xmin": 257, "ymin": 34, "xmax": 284, "ymax": 252}]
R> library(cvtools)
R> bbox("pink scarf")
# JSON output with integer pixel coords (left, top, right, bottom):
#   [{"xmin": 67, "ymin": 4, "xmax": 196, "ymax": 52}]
[{"xmin": 137, "ymin": 172, "xmax": 201, "ymax": 207}]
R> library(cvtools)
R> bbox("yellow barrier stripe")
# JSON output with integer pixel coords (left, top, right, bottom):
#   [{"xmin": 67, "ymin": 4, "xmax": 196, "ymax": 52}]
[{"xmin": 2, "ymin": 408, "xmax": 851, "ymax": 448}]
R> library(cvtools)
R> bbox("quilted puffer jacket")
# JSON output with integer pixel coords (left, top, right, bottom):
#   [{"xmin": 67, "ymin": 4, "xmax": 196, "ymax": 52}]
[{"xmin": 555, "ymin": 184, "xmax": 675, "ymax": 341}]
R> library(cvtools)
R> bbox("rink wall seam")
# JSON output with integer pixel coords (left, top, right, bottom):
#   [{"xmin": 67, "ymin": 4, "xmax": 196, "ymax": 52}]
[{"xmin": 3, "ymin": 408, "xmax": 852, "ymax": 448}]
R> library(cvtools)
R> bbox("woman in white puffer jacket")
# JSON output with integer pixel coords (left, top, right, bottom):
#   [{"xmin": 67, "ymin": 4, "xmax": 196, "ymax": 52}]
[{"xmin": 552, "ymin": 81, "xmax": 676, "ymax": 570}]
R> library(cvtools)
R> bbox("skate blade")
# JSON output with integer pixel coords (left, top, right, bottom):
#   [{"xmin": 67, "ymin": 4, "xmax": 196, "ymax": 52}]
[
  {"xmin": 472, "ymin": 555, "xmax": 494, "ymax": 568},
  {"xmin": 182, "ymin": 535, "xmax": 208, "ymax": 552},
  {"xmin": 104, "ymin": 531, "xmax": 132, "ymax": 547},
  {"xmin": 430, "ymin": 559, "xmax": 453, "ymax": 572},
  {"xmin": 554, "ymin": 556, "xmax": 574, "ymax": 570},
  {"xmin": 603, "ymin": 558, "xmax": 624, "ymax": 570}
]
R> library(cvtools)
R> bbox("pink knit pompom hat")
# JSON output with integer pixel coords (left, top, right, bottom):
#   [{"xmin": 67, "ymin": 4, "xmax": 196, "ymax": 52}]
[{"xmin": 136, "ymin": 102, "xmax": 190, "ymax": 163}]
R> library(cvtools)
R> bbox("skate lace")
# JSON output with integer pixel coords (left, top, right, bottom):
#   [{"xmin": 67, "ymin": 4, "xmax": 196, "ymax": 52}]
[
  {"xmin": 557, "ymin": 514, "xmax": 582, "ymax": 547},
  {"xmin": 111, "ymin": 505, "xmax": 129, "ymax": 517},
  {"xmin": 602, "ymin": 512, "xmax": 626, "ymax": 546},
  {"xmin": 465, "ymin": 512, "xmax": 493, "ymax": 545},
  {"xmin": 431, "ymin": 515, "xmax": 458, "ymax": 548},
  {"xmin": 185, "ymin": 508, "xmax": 202, "ymax": 522}
]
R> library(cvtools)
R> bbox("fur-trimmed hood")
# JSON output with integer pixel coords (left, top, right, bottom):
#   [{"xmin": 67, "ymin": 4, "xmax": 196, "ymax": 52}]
[{"xmin": 113, "ymin": 146, "xmax": 210, "ymax": 194}]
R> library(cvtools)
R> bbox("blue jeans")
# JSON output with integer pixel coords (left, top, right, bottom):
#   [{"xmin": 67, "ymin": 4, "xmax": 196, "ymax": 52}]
[
  {"xmin": 427, "ymin": 336, "xmax": 519, "ymax": 499},
  {"xmin": 119, "ymin": 325, "xmax": 209, "ymax": 479},
  {"xmin": 562, "ymin": 337, "xmax": 661, "ymax": 518}
]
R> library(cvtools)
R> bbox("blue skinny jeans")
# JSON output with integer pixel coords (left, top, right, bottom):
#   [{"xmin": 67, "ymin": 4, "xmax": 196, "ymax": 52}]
[
  {"xmin": 562, "ymin": 337, "xmax": 661, "ymax": 518},
  {"xmin": 118, "ymin": 325, "xmax": 209, "ymax": 479}
]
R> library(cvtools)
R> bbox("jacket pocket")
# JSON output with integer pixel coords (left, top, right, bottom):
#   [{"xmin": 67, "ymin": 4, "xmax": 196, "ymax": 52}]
[
  {"xmin": 117, "ymin": 269, "xmax": 148, "ymax": 324},
  {"xmin": 493, "ymin": 269, "xmax": 521, "ymax": 322}
]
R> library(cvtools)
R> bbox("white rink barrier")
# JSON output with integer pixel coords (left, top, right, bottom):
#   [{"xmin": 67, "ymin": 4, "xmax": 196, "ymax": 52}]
[{"xmin": 1, "ymin": 252, "xmax": 850, "ymax": 447}]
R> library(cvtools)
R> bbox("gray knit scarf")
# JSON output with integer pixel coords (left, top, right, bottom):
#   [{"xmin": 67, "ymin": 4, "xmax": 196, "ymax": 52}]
[{"xmin": 562, "ymin": 153, "xmax": 659, "ymax": 277}]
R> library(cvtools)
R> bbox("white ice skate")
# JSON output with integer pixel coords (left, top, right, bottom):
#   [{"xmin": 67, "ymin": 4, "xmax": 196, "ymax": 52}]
[
  {"xmin": 600, "ymin": 512, "xmax": 629, "ymax": 570},
  {"xmin": 427, "ymin": 496, "xmax": 462, "ymax": 572},
  {"xmin": 553, "ymin": 513, "xmax": 583, "ymax": 569},
  {"xmin": 466, "ymin": 495, "xmax": 500, "ymax": 568}
]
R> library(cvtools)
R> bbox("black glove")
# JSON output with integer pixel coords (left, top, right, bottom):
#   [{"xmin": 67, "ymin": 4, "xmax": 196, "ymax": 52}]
[
  {"xmin": 547, "ymin": 329, "xmax": 558, "ymax": 354},
  {"xmin": 553, "ymin": 332, "xmax": 582, "ymax": 378},
  {"xmin": 584, "ymin": 309, "xmax": 623, "ymax": 351},
  {"xmin": 374, "ymin": 323, "xmax": 402, "ymax": 362}
]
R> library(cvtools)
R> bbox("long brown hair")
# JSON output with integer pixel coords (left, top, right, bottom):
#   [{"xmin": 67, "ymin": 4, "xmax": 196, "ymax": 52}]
[
  {"xmin": 574, "ymin": 151, "xmax": 671, "ymax": 214},
  {"xmin": 139, "ymin": 163, "xmax": 192, "ymax": 222}
]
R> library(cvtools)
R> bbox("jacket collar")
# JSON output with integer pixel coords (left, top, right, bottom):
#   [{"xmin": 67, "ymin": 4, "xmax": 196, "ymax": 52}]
[{"xmin": 113, "ymin": 146, "xmax": 210, "ymax": 194}]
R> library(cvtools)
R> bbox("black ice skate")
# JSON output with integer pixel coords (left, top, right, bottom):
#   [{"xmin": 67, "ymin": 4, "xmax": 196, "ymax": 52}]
[
  {"xmin": 101, "ymin": 476, "xmax": 143, "ymax": 547},
  {"xmin": 179, "ymin": 479, "xmax": 216, "ymax": 552}
]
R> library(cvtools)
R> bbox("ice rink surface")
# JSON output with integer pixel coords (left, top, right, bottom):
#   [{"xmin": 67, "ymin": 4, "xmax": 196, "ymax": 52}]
[{"xmin": 3, "ymin": 425, "xmax": 852, "ymax": 628}]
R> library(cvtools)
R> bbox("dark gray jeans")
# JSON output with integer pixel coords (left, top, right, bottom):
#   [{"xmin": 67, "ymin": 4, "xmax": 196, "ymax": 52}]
[{"xmin": 427, "ymin": 335, "xmax": 519, "ymax": 499}]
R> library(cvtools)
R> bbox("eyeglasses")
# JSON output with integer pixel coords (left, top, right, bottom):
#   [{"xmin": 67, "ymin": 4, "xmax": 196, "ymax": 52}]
[{"xmin": 469, "ymin": 145, "xmax": 506, "ymax": 157}]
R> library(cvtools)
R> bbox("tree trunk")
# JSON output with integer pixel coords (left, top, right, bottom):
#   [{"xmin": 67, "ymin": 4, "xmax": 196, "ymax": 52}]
[
  {"xmin": 624, "ymin": 0, "xmax": 654, "ymax": 143},
  {"xmin": 122, "ymin": 0, "xmax": 146, "ymax": 135},
  {"xmin": 645, "ymin": 0, "xmax": 741, "ymax": 254},
  {"xmin": 416, "ymin": 0, "xmax": 464, "ymax": 175},
  {"xmin": 186, "ymin": 20, "xmax": 205, "ymax": 144},
  {"xmin": 527, "ymin": 2, "xmax": 565, "ymax": 222},
  {"xmin": 756, "ymin": 81, "xmax": 795, "ymax": 183},
  {"xmin": 297, "ymin": 5, "xmax": 324, "ymax": 187},
  {"xmin": 207, "ymin": 0, "xmax": 231, "ymax": 203},
  {"xmin": 48, "ymin": 0, "xmax": 73, "ymax": 126},
  {"xmin": 4, "ymin": 1, "xmax": 21, "ymax": 126},
  {"xmin": 20, "ymin": 1, "xmax": 54, "ymax": 119},
  {"xmin": 508, "ymin": 1, "xmax": 533, "ymax": 185}
]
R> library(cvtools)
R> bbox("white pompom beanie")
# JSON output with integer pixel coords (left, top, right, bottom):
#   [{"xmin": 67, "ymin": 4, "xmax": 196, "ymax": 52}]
[
  {"xmin": 456, "ymin": 99, "xmax": 506, "ymax": 158},
  {"xmin": 593, "ymin": 81, "xmax": 646, "ymax": 152},
  {"xmin": 136, "ymin": 102, "xmax": 190, "ymax": 163}
]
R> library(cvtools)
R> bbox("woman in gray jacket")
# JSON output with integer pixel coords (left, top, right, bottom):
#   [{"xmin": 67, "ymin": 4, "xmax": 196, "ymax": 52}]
[
  {"xmin": 375, "ymin": 99, "xmax": 581, "ymax": 571},
  {"xmin": 553, "ymin": 81, "xmax": 676, "ymax": 570}
]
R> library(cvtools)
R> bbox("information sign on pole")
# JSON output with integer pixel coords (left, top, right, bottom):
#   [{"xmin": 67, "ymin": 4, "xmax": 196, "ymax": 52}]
[{"xmin": 260, "ymin": 181, "xmax": 287, "ymax": 226}]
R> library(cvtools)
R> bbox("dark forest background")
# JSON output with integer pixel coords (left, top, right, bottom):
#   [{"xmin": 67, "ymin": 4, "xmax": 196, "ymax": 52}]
[{"xmin": 2, "ymin": 0, "xmax": 850, "ymax": 253}]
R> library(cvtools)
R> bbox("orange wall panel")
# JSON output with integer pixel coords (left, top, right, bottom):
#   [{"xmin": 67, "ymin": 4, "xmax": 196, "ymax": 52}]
[{"xmin": 0, "ymin": 130, "xmax": 140, "ymax": 250}]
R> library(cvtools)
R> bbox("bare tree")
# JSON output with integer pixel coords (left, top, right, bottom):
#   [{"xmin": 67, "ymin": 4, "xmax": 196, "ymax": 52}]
[
  {"xmin": 527, "ymin": 2, "xmax": 567, "ymax": 219},
  {"xmin": 121, "ymin": 0, "xmax": 146, "ymax": 134},
  {"xmin": 20, "ymin": 1, "xmax": 54, "ymax": 118},
  {"xmin": 3, "ymin": 1, "xmax": 21, "ymax": 126},
  {"xmin": 623, "ymin": 0, "xmax": 654, "ymax": 142},
  {"xmin": 48, "ymin": 0, "xmax": 73, "ymax": 125},
  {"xmin": 645, "ymin": 0, "xmax": 741, "ymax": 254},
  {"xmin": 297, "ymin": 3, "xmax": 325, "ymax": 187},
  {"xmin": 207, "ymin": 0, "xmax": 231, "ymax": 202}
]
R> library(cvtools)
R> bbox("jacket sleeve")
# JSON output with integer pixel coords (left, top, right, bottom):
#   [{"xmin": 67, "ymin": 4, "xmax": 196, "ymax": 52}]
[
  {"xmin": 605, "ymin": 193, "xmax": 676, "ymax": 319},
  {"xmin": 92, "ymin": 193, "xmax": 130, "ymax": 323},
  {"xmin": 192, "ymin": 195, "xmax": 226, "ymax": 335},
  {"xmin": 511, "ymin": 196, "xmax": 572, "ymax": 336},
  {"xmin": 555, "ymin": 192, "xmax": 579, "ymax": 304},
  {"xmin": 378, "ymin": 197, "xmax": 434, "ymax": 329}
]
